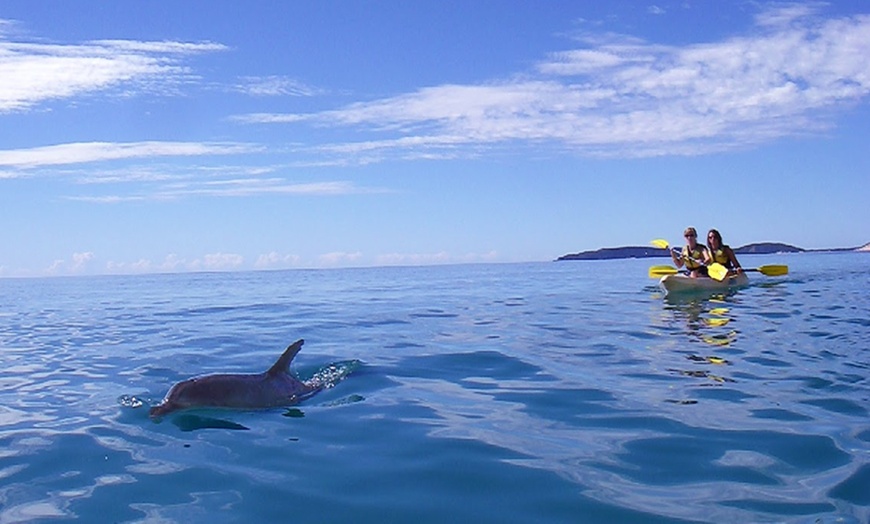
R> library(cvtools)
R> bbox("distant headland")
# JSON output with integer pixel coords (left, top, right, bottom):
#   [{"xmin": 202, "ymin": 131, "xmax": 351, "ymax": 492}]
[{"xmin": 556, "ymin": 242, "xmax": 870, "ymax": 261}]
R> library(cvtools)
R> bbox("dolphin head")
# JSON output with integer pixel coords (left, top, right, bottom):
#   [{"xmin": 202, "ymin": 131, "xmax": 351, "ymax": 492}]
[
  {"xmin": 148, "ymin": 400, "xmax": 176, "ymax": 419},
  {"xmin": 149, "ymin": 378, "xmax": 197, "ymax": 419}
]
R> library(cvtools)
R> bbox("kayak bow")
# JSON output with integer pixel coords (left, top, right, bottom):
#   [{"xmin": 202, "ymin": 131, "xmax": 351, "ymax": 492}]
[{"xmin": 659, "ymin": 272, "xmax": 750, "ymax": 295}]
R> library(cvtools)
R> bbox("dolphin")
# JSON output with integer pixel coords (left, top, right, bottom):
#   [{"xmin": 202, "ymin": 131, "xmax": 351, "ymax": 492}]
[{"xmin": 150, "ymin": 339, "xmax": 319, "ymax": 419}]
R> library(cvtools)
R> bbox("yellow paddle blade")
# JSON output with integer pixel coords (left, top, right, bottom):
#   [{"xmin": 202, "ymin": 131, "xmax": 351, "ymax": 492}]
[
  {"xmin": 649, "ymin": 265, "xmax": 678, "ymax": 278},
  {"xmin": 709, "ymin": 307, "xmax": 729, "ymax": 316},
  {"xmin": 757, "ymin": 264, "xmax": 788, "ymax": 276},
  {"xmin": 703, "ymin": 318, "xmax": 730, "ymax": 327},
  {"xmin": 701, "ymin": 331, "xmax": 738, "ymax": 347},
  {"xmin": 651, "ymin": 239, "xmax": 670, "ymax": 250},
  {"xmin": 708, "ymin": 263, "xmax": 729, "ymax": 281}
]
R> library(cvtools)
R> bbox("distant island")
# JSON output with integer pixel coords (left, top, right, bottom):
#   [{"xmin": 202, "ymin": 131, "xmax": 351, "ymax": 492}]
[{"xmin": 557, "ymin": 242, "xmax": 869, "ymax": 261}]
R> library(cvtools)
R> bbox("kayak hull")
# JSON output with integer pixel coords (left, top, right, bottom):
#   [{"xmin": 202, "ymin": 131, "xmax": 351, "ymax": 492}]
[{"xmin": 659, "ymin": 272, "xmax": 750, "ymax": 295}]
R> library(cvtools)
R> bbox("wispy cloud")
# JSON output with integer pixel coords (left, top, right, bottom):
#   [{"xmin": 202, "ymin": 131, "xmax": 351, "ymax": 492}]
[
  {"xmin": 153, "ymin": 179, "xmax": 372, "ymax": 198},
  {"xmin": 65, "ymin": 178, "xmax": 379, "ymax": 203},
  {"xmin": 0, "ymin": 141, "xmax": 258, "ymax": 168},
  {"xmin": 87, "ymin": 39, "xmax": 226, "ymax": 54},
  {"xmin": 753, "ymin": 3, "xmax": 820, "ymax": 27},
  {"xmin": 251, "ymin": 179, "xmax": 364, "ymax": 192},
  {"xmin": 232, "ymin": 75, "xmax": 324, "ymax": 97},
  {"xmin": 233, "ymin": 5, "xmax": 870, "ymax": 159},
  {"xmin": 46, "ymin": 251, "xmax": 95, "ymax": 275},
  {"xmin": 230, "ymin": 112, "xmax": 314, "ymax": 124},
  {"xmin": 0, "ymin": 28, "xmax": 226, "ymax": 112},
  {"xmin": 0, "ymin": 140, "xmax": 390, "ymax": 201}
]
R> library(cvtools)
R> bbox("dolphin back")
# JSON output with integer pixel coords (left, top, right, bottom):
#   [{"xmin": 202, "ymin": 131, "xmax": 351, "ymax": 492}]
[{"xmin": 266, "ymin": 339, "xmax": 304, "ymax": 376}]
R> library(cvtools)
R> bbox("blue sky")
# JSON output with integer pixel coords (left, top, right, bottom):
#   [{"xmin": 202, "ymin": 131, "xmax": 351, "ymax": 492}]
[{"xmin": 1, "ymin": 1, "xmax": 868, "ymax": 277}]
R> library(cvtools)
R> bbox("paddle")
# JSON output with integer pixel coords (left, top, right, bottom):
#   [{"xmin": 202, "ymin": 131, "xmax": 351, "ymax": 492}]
[
  {"xmin": 708, "ymin": 263, "xmax": 789, "ymax": 281},
  {"xmin": 708, "ymin": 263, "xmax": 730, "ymax": 281},
  {"xmin": 651, "ymin": 238, "xmax": 705, "ymax": 262},
  {"xmin": 649, "ymin": 239, "xmax": 704, "ymax": 278},
  {"xmin": 649, "ymin": 265, "xmax": 681, "ymax": 278},
  {"xmin": 651, "ymin": 239, "xmax": 673, "ymax": 251}
]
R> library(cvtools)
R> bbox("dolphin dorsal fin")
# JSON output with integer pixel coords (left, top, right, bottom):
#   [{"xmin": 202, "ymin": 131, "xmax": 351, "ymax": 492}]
[{"xmin": 267, "ymin": 339, "xmax": 304, "ymax": 376}]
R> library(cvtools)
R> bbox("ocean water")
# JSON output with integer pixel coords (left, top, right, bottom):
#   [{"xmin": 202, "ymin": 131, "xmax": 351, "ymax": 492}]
[{"xmin": 0, "ymin": 253, "xmax": 868, "ymax": 523}]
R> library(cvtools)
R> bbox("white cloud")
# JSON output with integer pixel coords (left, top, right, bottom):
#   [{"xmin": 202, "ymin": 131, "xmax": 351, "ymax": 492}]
[
  {"xmin": 230, "ymin": 112, "xmax": 313, "ymax": 124},
  {"xmin": 0, "ymin": 140, "xmax": 387, "ymax": 202},
  {"xmin": 235, "ymin": 6, "xmax": 870, "ymax": 159},
  {"xmin": 160, "ymin": 254, "xmax": 184, "ymax": 272},
  {"xmin": 0, "ymin": 35, "xmax": 226, "ymax": 112},
  {"xmin": 64, "ymin": 178, "xmax": 380, "ymax": 202},
  {"xmin": 537, "ymin": 49, "xmax": 634, "ymax": 75},
  {"xmin": 232, "ymin": 76, "xmax": 323, "ymax": 97},
  {"xmin": 66, "ymin": 195, "xmax": 147, "ymax": 204},
  {"xmin": 88, "ymin": 40, "xmax": 226, "ymax": 54},
  {"xmin": 46, "ymin": 259, "xmax": 65, "ymax": 275},
  {"xmin": 68, "ymin": 163, "xmax": 276, "ymax": 186},
  {"xmin": 173, "ymin": 179, "xmax": 365, "ymax": 197},
  {"xmin": 44, "ymin": 251, "xmax": 95, "ymax": 275},
  {"xmin": 0, "ymin": 19, "xmax": 16, "ymax": 36},
  {"xmin": 0, "ymin": 141, "xmax": 258, "ymax": 169},
  {"xmin": 71, "ymin": 251, "xmax": 94, "ymax": 271},
  {"xmin": 754, "ymin": 4, "xmax": 820, "ymax": 28}
]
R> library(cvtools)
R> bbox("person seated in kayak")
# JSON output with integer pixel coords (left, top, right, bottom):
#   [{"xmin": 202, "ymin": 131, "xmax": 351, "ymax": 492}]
[
  {"xmin": 707, "ymin": 229, "xmax": 743, "ymax": 275},
  {"xmin": 671, "ymin": 227, "xmax": 710, "ymax": 277}
]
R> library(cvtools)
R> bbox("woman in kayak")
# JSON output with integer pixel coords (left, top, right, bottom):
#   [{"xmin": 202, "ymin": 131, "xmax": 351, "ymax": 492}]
[
  {"xmin": 671, "ymin": 227, "xmax": 710, "ymax": 277},
  {"xmin": 707, "ymin": 229, "xmax": 743, "ymax": 275}
]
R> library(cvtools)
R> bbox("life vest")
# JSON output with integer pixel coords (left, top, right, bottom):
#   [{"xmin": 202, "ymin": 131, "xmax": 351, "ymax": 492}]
[
  {"xmin": 711, "ymin": 247, "xmax": 732, "ymax": 268},
  {"xmin": 682, "ymin": 245, "xmax": 706, "ymax": 269}
]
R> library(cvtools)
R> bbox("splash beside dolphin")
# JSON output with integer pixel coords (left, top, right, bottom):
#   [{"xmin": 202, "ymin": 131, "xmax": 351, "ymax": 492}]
[{"xmin": 150, "ymin": 339, "xmax": 319, "ymax": 419}]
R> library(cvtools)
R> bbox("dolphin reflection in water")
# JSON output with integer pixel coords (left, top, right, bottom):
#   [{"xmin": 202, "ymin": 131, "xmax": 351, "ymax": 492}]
[{"xmin": 150, "ymin": 339, "xmax": 320, "ymax": 419}]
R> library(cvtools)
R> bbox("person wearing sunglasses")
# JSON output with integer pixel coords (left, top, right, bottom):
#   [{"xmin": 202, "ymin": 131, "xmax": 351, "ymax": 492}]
[
  {"xmin": 671, "ymin": 227, "xmax": 710, "ymax": 277},
  {"xmin": 707, "ymin": 229, "xmax": 743, "ymax": 275}
]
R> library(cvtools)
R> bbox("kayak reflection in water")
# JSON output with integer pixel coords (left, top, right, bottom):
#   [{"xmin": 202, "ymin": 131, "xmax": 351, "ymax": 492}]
[
  {"xmin": 706, "ymin": 229, "xmax": 743, "ymax": 277},
  {"xmin": 671, "ymin": 227, "xmax": 710, "ymax": 278}
]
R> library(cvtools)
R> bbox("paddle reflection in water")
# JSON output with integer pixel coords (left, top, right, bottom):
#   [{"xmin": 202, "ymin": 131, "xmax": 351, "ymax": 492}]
[{"xmin": 661, "ymin": 294, "xmax": 740, "ymax": 388}]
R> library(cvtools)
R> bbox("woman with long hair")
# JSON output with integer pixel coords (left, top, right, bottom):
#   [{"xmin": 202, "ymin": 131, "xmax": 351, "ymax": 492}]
[{"xmin": 706, "ymin": 229, "xmax": 743, "ymax": 275}]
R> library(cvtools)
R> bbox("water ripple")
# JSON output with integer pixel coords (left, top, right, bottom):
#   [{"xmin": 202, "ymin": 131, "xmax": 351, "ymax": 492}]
[{"xmin": 0, "ymin": 257, "xmax": 867, "ymax": 523}]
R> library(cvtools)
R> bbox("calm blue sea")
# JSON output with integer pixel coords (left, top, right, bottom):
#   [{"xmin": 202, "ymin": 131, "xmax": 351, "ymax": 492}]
[{"xmin": 0, "ymin": 253, "xmax": 868, "ymax": 523}]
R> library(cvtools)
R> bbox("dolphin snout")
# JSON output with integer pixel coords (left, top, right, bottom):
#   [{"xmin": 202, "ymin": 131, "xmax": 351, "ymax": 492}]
[{"xmin": 149, "ymin": 402, "xmax": 174, "ymax": 419}]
